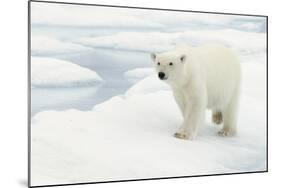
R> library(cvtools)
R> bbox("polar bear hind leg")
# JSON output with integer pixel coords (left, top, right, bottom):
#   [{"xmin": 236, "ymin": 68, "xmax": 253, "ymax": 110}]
[
  {"xmin": 212, "ymin": 111, "xmax": 223, "ymax": 125},
  {"xmin": 218, "ymin": 87, "xmax": 239, "ymax": 137}
]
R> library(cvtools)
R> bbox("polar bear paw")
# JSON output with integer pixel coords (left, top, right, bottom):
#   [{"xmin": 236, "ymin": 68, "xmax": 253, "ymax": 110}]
[
  {"xmin": 218, "ymin": 128, "xmax": 236, "ymax": 137},
  {"xmin": 212, "ymin": 111, "xmax": 223, "ymax": 125},
  {"xmin": 174, "ymin": 131, "xmax": 194, "ymax": 140}
]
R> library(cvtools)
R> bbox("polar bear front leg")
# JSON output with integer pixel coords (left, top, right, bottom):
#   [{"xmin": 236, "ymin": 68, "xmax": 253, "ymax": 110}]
[
  {"xmin": 174, "ymin": 94, "xmax": 207, "ymax": 140},
  {"xmin": 173, "ymin": 90, "xmax": 186, "ymax": 117}
]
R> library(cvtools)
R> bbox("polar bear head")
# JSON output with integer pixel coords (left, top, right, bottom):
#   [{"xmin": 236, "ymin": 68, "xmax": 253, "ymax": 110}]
[{"xmin": 151, "ymin": 51, "xmax": 186, "ymax": 82}]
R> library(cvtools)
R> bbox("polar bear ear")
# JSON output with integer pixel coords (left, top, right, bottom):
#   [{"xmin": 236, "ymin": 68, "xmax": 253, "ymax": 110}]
[
  {"xmin": 180, "ymin": 54, "xmax": 186, "ymax": 63},
  {"xmin": 150, "ymin": 53, "xmax": 157, "ymax": 61}
]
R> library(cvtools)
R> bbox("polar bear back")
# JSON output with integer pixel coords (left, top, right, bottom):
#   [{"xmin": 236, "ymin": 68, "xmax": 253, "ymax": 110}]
[{"xmin": 181, "ymin": 44, "xmax": 241, "ymax": 110}]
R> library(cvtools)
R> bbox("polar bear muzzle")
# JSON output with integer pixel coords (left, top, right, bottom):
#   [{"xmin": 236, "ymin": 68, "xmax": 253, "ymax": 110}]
[{"xmin": 158, "ymin": 72, "xmax": 166, "ymax": 80}]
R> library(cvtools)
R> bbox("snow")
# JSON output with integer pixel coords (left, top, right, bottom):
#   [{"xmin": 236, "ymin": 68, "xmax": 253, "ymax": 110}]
[
  {"xmin": 76, "ymin": 29, "xmax": 266, "ymax": 56},
  {"xmin": 31, "ymin": 35, "xmax": 90, "ymax": 55},
  {"xmin": 31, "ymin": 2, "xmax": 265, "ymax": 32},
  {"xmin": 125, "ymin": 75, "xmax": 169, "ymax": 97},
  {"xmin": 31, "ymin": 61, "xmax": 266, "ymax": 186},
  {"xmin": 30, "ymin": 2, "xmax": 267, "ymax": 186},
  {"xmin": 31, "ymin": 57, "xmax": 103, "ymax": 87},
  {"xmin": 31, "ymin": 2, "xmax": 164, "ymax": 29},
  {"xmin": 31, "ymin": 87, "xmax": 100, "ymax": 116},
  {"xmin": 124, "ymin": 68, "xmax": 154, "ymax": 83}
]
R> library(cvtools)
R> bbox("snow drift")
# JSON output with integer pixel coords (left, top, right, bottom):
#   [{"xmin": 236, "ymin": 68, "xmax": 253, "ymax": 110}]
[
  {"xmin": 31, "ymin": 57, "xmax": 103, "ymax": 87},
  {"xmin": 31, "ymin": 61, "xmax": 266, "ymax": 186},
  {"xmin": 31, "ymin": 35, "xmax": 90, "ymax": 56},
  {"xmin": 125, "ymin": 74, "xmax": 169, "ymax": 97},
  {"xmin": 76, "ymin": 30, "xmax": 266, "ymax": 57},
  {"xmin": 31, "ymin": 2, "xmax": 265, "ymax": 32},
  {"xmin": 124, "ymin": 68, "xmax": 154, "ymax": 83},
  {"xmin": 31, "ymin": 2, "xmax": 164, "ymax": 29}
]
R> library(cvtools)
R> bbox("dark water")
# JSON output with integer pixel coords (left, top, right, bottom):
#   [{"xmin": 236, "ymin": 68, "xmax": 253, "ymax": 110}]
[{"xmin": 31, "ymin": 48, "xmax": 151, "ymax": 116}]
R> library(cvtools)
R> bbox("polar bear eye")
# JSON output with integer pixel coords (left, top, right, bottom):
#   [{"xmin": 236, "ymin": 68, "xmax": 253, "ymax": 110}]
[
  {"xmin": 157, "ymin": 62, "xmax": 160, "ymax": 66},
  {"xmin": 169, "ymin": 62, "xmax": 173, "ymax": 66}
]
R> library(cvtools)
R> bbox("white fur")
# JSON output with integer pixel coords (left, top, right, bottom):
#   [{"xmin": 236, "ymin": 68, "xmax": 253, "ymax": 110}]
[{"xmin": 151, "ymin": 44, "xmax": 241, "ymax": 139}]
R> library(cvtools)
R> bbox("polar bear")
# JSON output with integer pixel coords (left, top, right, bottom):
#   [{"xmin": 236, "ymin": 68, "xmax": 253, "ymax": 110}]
[{"xmin": 151, "ymin": 44, "xmax": 241, "ymax": 140}]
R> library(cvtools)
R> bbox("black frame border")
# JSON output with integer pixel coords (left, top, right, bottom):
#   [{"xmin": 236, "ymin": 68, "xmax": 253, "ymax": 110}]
[{"xmin": 28, "ymin": 0, "xmax": 268, "ymax": 187}]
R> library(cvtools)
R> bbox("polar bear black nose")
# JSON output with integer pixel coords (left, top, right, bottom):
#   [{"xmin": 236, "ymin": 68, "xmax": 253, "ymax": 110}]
[{"xmin": 158, "ymin": 72, "xmax": 165, "ymax": 79}]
